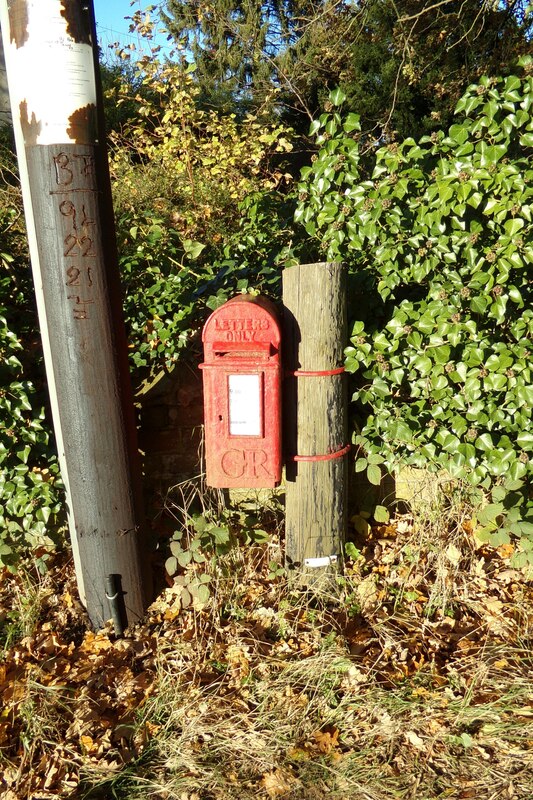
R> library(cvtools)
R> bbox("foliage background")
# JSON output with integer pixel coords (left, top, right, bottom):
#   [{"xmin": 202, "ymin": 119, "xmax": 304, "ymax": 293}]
[
  {"xmin": 296, "ymin": 60, "xmax": 533, "ymax": 561},
  {"xmin": 161, "ymin": 0, "xmax": 532, "ymax": 140},
  {"xmin": 0, "ymin": 1, "xmax": 532, "ymax": 568},
  {"xmin": 0, "ymin": 134, "xmax": 64, "ymax": 570}
]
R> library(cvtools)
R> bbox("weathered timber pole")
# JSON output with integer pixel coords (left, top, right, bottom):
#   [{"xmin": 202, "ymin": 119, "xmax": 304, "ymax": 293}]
[
  {"xmin": 283, "ymin": 262, "xmax": 348, "ymax": 589},
  {"xmin": 0, "ymin": 0, "xmax": 150, "ymax": 628}
]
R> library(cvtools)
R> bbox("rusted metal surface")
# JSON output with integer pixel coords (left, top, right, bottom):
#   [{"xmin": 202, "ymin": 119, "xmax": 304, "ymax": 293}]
[
  {"xmin": 6, "ymin": 0, "xmax": 97, "ymax": 147},
  {"xmin": 9, "ymin": 0, "xmax": 93, "ymax": 48},
  {"xmin": 19, "ymin": 98, "xmax": 40, "ymax": 144},
  {"xmin": 66, "ymin": 102, "xmax": 97, "ymax": 144},
  {"xmin": 7, "ymin": 0, "xmax": 29, "ymax": 48},
  {"xmin": 59, "ymin": 0, "xmax": 92, "ymax": 44}
]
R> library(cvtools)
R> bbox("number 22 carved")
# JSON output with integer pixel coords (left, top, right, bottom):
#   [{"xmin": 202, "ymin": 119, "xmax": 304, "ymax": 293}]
[
  {"xmin": 63, "ymin": 233, "xmax": 95, "ymax": 258},
  {"xmin": 60, "ymin": 200, "xmax": 96, "ymax": 258}
]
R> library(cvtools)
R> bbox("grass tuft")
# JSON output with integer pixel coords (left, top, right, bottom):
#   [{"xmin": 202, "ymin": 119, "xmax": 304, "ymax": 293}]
[{"xmin": 1, "ymin": 485, "xmax": 533, "ymax": 799}]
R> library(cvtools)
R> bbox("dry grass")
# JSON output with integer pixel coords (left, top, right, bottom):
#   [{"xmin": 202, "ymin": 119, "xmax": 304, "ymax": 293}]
[{"xmin": 1, "ymin": 484, "xmax": 533, "ymax": 799}]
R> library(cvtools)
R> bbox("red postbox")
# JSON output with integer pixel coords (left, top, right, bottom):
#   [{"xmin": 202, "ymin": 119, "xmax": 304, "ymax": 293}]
[{"xmin": 200, "ymin": 295, "xmax": 282, "ymax": 488}]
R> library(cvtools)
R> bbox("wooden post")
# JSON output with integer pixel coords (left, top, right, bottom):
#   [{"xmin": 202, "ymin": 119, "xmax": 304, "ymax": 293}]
[
  {"xmin": 282, "ymin": 262, "xmax": 348, "ymax": 588},
  {"xmin": 0, "ymin": 0, "xmax": 150, "ymax": 628}
]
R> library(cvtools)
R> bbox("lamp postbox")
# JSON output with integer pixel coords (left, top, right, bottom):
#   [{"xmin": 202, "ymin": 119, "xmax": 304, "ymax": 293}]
[{"xmin": 200, "ymin": 296, "xmax": 282, "ymax": 488}]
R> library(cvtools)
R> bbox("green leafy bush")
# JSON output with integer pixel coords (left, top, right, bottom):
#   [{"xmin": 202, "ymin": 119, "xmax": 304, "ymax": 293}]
[
  {"xmin": 109, "ymin": 53, "xmax": 295, "ymax": 384},
  {"xmin": 0, "ymin": 48, "xmax": 295, "ymax": 562},
  {"xmin": 0, "ymin": 153, "xmax": 64, "ymax": 569},
  {"xmin": 296, "ymin": 59, "xmax": 533, "ymax": 560},
  {"xmin": 117, "ymin": 187, "xmax": 295, "ymax": 385}
]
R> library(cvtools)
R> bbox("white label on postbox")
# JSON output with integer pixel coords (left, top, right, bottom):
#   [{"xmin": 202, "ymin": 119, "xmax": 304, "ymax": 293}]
[{"xmin": 229, "ymin": 374, "xmax": 261, "ymax": 436}]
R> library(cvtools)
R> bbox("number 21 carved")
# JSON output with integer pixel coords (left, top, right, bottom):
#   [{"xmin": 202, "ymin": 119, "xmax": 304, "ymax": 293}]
[{"xmin": 66, "ymin": 265, "xmax": 93, "ymax": 287}]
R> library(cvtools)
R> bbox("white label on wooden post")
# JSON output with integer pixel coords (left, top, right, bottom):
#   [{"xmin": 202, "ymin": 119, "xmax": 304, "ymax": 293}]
[
  {"xmin": 304, "ymin": 555, "xmax": 339, "ymax": 568},
  {"xmin": 5, "ymin": 0, "xmax": 96, "ymax": 145},
  {"xmin": 229, "ymin": 374, "xmax": 261, "ymax": 436}
]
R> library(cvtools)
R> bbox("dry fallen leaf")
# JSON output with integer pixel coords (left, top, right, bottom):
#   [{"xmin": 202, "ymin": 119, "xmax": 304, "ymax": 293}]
[
  {"xmin": 341, "ymin": 664, "xmax": 367, "ymax": 690},
  {"xmin": 312, "ymin": 727, "xmax": 340, "ymax": 754},
  {"xmin": 357, "ymin": 575, "xmax": 380, "ymax": 614},
  {"xmin": 80, "ymin": 734, "xmax": 95, "ymax": 753},
  {"xmin": 262, "ymin": 768, "xmax": 299, "ymax": 798},
  {"xmin": 226, "ymin": 645, "xmax": 250, "ymax": 680},
  {"xmin": 445, "ymin": 543, "xmax": 462, "ymax": 566},
  {"xmin": 497, "ymin": 544, "xmax": 515, "ymax": 560},
  {"xmin": 43, "ymin": 753, "xmax": 65, "ymax": 790},
  {"xmin": 404, "ymin": 730, "xmax": 427, "ymax": 751}
]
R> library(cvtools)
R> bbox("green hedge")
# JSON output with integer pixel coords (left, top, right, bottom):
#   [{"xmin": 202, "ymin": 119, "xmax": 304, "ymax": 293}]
[
  {"xmin": 295, "ymin": 58, "xmax": 533, "ymax": 561},
  {"xmin": 0, "ymin": 165, "xmax": 64, "ymax": 570}
]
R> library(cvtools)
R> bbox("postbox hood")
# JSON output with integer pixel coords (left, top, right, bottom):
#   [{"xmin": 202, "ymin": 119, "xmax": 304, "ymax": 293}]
[{"xmin": 202, "ymin": 295, "xmax": 281, "ymax": 357}]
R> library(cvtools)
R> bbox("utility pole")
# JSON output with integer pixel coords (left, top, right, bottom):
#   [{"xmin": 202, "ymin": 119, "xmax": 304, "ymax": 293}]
[
  {"xmin": 0, "ymin": 0, "xmax": 150, "ymax": 628},
  {"xmin": 283, "ymin": 261, "xmax": 348, "ymax": 589}
]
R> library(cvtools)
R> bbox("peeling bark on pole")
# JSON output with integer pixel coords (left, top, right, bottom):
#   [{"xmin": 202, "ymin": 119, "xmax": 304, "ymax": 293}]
[
  {"xmin": 0, "ymin": 0, "xmax": 150, "ymax": 628},
  {"xmin": 282, "ymin": 262, "xmax": 348, "ymax": 589}
]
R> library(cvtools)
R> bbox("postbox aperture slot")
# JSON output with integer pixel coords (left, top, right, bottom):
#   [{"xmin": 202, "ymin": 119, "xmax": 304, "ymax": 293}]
[
  {"xmin": 213, "ymin": 340, "xmax": 273, "ymax": 360},
  {"xmin": 228, "ymin": 373, "xmax": 263, "ymax": 437}
]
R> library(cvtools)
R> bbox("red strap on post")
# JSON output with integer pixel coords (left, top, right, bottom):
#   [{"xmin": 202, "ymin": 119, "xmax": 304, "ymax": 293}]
[
  {"xmin": 286, "ymin": 366, "xmax": 348, "ymax": 461},
  {"xmin": 290, "ymin": 443, "xmax": 351, "ymax": 463},
  {"xmin": 285, "ymin": 367, "xmax": 345, "ymax": 377}
]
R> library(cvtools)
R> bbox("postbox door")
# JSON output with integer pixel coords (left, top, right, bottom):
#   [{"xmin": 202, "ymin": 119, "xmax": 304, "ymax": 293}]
[{"xmin": 203, "ymin": 364, "xmax": 281, "ymax": 488}]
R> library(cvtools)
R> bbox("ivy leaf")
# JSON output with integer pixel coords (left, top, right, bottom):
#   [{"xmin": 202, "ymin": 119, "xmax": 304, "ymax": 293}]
[
  {"xmin": 165, "ymin": 556, "xmax": 178, "ymax": 575},
  {"xmin": 517, "ymin": 432, "xmax": 533, "ymax": 450},
  {"xmin": 374, "ymin": 505, "xmax": 390, "ymax": 523},
  {"xmin": 329, "ymin": 88, "xmax": 346, "ymax": 106},
  {"xmin": 343, "ymin": 113, "xmax": 360, "ymax": 133},
  {"xmin": 504, "ymin": 218, "xmax": 525, "ymax": 236},
  {"xmin": 367, "ymin": 464, "xmax": 382, "ymax": 486}
]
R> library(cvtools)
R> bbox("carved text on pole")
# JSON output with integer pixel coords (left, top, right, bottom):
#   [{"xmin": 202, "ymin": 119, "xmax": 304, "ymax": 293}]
[{"xmin": 50, "ymin": 149, "xmax": 98, "ymax": 321}]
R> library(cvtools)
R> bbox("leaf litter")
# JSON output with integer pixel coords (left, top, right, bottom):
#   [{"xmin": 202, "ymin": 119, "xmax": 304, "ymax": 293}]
[{"xmin": 1, "ymin": 505, "xmax": 533, "ymax": 799}]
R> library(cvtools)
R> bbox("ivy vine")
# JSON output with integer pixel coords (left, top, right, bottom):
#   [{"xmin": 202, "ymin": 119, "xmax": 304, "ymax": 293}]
[{"xmin": 296, "ymin": 59, "xmax": 533, "ymax": 562}]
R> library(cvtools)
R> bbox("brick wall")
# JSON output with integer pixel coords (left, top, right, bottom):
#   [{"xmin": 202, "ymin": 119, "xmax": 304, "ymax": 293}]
[{"xmin": 137, "ymin": 356, "xmax": 204, "ymax": 501}]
